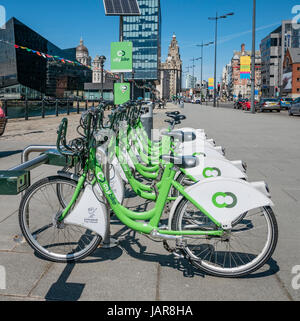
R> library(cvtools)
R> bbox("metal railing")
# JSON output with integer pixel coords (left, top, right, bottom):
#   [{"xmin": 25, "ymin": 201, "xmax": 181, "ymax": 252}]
[{"xmin": 1, "ymin": 99, "xmax": 113, "ymax": 120}]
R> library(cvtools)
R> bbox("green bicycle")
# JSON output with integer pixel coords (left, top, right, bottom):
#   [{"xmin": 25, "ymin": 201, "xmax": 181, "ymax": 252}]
[{"xmin": 19, "ymin": 106, "xmax": 278, "ymax": 278}]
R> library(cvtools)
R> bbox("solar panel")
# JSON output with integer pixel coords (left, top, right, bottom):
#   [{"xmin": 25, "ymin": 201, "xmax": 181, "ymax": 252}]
[{"xmin": 103, "ymin": 0, "xmax": 141, "ymax": 16}]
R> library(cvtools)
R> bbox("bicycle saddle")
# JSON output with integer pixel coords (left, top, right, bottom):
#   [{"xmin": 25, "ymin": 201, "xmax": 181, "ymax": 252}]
[
  {"xmin": 161, "ymin": 130, "xmax": 196, "ymax": 142},
  {"xmin": 161, "ymin": 155, "xmax": 198, "ymax": 169},
  {"xmin": 166, "ymin": 111, "xmax": 180, "ymax": 117}
]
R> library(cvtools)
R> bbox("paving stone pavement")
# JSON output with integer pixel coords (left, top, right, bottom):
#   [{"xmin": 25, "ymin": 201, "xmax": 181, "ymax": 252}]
[{"xmin": 0, "ymin": 102, "xmax": 299, "ymax": 301}]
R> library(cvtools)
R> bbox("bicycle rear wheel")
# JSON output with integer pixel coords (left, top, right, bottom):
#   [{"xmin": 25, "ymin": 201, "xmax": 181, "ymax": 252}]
[
  {"xmin": 171, "ymin": 198, "xmax": 278, "ymax": 278},
  {"xmin": 19, "ymin": 176, "xmax": 102, "ymax": 263}
]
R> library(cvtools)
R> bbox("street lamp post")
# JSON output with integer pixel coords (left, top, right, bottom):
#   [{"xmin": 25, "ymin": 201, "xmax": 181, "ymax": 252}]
[
  {"xmin": 131, "ymin": 70, "xmax": 135, "ymax": 100},
  {"xmin": 209, "ymin": 12, "xmax": 234, "ymax": 107},
  {"xmin": 99, "ymin": 55, "xmax": 106, "ymax": 101},
  {"xmin": 250, "ymin": 0, "xmax": 256, "ymax": 114},
  {"xmin": 196, "ymin": 41, "xmax": 214, "ymax": 103}
]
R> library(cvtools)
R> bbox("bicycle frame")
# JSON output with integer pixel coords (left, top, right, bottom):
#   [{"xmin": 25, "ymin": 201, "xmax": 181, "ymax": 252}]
[{"xmin": 58, "ymin": 147, "xmax": 224, "ymax": 237}]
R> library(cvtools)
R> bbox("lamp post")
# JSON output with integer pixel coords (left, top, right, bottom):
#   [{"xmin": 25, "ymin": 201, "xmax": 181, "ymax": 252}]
[
  {"xmin": 99, "ymin": 55, "xmax": 106, "ymax": 100},
  {"xmin": 131, "ymin": 70, "xmax": 135, "ymax": 100},
  {"xmin": 250, "ymin": 0, "xmax": 256, "ymax": 114},
  {"xmin": 209, "ymin": 12, "xmax": 234, "ymax": 107},
  {"xmin": 190, "ymin": 58, "xmax": 197, "ymax": 89},
  {"xmin": 196, "ymin": 41, "xmax": 214, "ymax": 103}
]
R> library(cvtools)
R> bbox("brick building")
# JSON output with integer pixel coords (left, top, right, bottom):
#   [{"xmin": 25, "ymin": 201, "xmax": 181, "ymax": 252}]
[
  {"xmin": 229, "ymin": 44, "xmax": 261, "ymax": 99},
  {"xmin": 282, "ymin": 48, "xmax": 300, "ymax": 98}
]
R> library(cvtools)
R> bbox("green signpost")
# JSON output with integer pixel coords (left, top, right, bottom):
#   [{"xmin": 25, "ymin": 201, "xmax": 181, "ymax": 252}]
[
  {"xmin": 114, "ymin": 83, "xmax": 131, "ymax": 105},
  {"xmin": 111, "ymin": 42, "xmax": 133, "ymax": 73}
]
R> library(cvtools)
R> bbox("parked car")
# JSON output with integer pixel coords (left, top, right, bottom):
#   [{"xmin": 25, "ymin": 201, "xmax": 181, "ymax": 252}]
[
  {"xmin": 258, "ymin": 98, "xmax": 281, "ymax": 112},
  {"xmin": 194, "ymin": 99, "xmax": 201, "ymax": 104},
  {"xmin": 289, "ymin": 97, "xmax": 300, "ymax": 116},
  {"xmin": 280, "ymin": 97, "xmax": 294, "ymax": 110}
]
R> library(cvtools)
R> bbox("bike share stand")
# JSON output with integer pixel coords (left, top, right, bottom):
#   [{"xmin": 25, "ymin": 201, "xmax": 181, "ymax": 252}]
[
  {"xmin": 97, "ymin": 146, "xmax": 119, "ymax": 249},
  {"xmin": 1, "ymin": 144, "xmax": 82, "ymax": 243},
  {"xmin": 140, "ymin": 102, "xmax": 153, "ymax": 139},
  {"xmin": 0, "ymin": 145, "xmax": 56, "ymax": 243}
]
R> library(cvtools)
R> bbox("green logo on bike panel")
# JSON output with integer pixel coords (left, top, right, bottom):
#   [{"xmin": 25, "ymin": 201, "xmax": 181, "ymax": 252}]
[
  {"xmin": 212, "ymin": 192, "xmax": 238, "ymax": 209},
  {"xmin": 203, "ymin": 167, "xmax": 221, "ymax": 178}
]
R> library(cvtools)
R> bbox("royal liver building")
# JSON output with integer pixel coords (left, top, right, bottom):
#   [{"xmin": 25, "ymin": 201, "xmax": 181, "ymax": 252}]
[{"xmin": 158, "ymin": 34, "xmax": 182, "ymax": 99}]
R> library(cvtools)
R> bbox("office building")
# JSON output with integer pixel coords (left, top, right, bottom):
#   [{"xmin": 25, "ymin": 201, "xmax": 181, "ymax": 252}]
[
  {"xmin": 0, "ymin": 17, "xmax": 92, "ymax": 99},
  {"xmin": 185, "ymin": 74, "xmax": 197, "ymax": 89},
  {"xmin": 122, "ymin": 0, "xmax": 161, "ymax": 99},
  {"xmin": 260, "ymin": 20, "xmax": 300, "ymax": 97}
]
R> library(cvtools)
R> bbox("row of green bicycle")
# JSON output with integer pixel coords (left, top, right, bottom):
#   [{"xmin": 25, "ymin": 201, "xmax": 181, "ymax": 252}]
[{"xmin": 18, "ymin": 101, "xmax": 278, "ymax": 278}]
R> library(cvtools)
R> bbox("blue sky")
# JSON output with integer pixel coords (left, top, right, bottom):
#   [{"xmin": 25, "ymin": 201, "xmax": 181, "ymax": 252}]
[{"xmin": 1, "ymin": 0, "xmax": 298, "ymax": 81}]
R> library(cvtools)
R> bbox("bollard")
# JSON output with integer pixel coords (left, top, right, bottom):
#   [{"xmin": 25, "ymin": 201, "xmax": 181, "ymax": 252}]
[
  {"xmin": 25, "ymin": 99, "xmax": 29, "ymax": 121},
  {"xmin": 140, "ymin": 102, "xmax": 153, "ymax": 140},
  {"xmin": 67, "ymin": 99, "xmax": 70, "ymax": 115},
  {"xmin": 77, "ymin": 99, "xmax": 80, "ymax": 114},
  {"xmin": 55, "ymin": 99, "xmax": 59, "ymax": 117},
  {"xmin": 85, "ymin": 100, "xmax": 88, "ymax": 111},
  {"xmin": 42, "ymin": 99, "xmax": 45, "ymax": 118}
]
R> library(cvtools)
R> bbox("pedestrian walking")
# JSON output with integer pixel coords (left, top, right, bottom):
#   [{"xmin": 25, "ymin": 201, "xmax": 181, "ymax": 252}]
[{"xmin": 0, "ymin": 100, "xmax": 5, "ymax": 118}]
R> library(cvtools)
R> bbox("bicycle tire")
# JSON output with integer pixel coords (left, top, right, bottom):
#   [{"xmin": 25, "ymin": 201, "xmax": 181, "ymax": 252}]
[
  {"xmin": 19, "ymin": 176, "xmax": 102, "ymax": 263},
  {"xmin": 171, "ymin": 198, "xmax": 278, "ymax": 278}
]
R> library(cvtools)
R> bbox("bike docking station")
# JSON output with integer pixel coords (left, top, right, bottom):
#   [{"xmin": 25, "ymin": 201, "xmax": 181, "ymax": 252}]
[
  {"xmin": 0, "ymin": 139, "xmax": 119, "ymax": 248},
  {"xmin": 140, "ymin": 102, "xmax": 154, "ymax": 140},
  {"xmin": 0, "ymin": 144, "xmax": 80, "ymax": 243}
]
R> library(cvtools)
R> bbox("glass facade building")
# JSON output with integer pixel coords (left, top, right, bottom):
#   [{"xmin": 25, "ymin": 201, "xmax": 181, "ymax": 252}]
[
  {"xmin": 0, "ymin": 18, "xmax": 92, "ymax": 99},
  {"xmin": 122, "ymin": 0, "xmax": 161, "ymax": 82}
]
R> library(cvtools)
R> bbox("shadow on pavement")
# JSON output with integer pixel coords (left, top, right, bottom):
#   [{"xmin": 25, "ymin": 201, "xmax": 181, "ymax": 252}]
[
  {"xmin": 43, "ymin": 246, "xmax": 123, "ymax": 301},
  {"xmin": 43, "ymin": 224, "xmax": 280, "ymax": 300},
  {"xmin": 0, "ymin": 150, "xmax": 23, "ymax": 158}
]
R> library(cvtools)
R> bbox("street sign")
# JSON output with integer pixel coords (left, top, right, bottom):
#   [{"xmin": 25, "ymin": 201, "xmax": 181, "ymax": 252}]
[
  {"xmin": 111, "ymin": 42, "xmax": 133, "ymax": 73},
  {"xmin": 103, "ymin": 0, "xmax": 141, "ymax": 16},
  {"xmin": 114, "ymin": 83, "xmax": 131, "ymax": 105}
]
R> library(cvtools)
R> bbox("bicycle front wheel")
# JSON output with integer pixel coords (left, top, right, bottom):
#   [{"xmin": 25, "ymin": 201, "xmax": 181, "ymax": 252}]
[
  {"xmin": 171, "ymin": 199, "xmax": 278, "ymax": 278},
  {"xmin": 19, "ymin": 176, "xmax": 102, "ymax": 263}
]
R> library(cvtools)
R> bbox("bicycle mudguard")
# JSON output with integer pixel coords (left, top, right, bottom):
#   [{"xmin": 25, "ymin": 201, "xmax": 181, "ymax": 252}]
[
  {"xmin": 185, "ymin": 156, "xmax": 247, "ymax": 180},
  {"xmin": 64, "ymin": 185, "xmax": 108, "ymax": 239},
  {"xmin": 168, "ymin": 177, "xmax": 273, "ymax": 229}
]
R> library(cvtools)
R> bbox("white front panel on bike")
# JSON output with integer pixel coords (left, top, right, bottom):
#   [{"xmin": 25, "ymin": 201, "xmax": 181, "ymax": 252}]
[
  {"xmin": 171, "ymin": 177, "xmax": 273, "ymax": 228},
  {"xmin": 185, "ymin": 157, "xmax": 247, "ymax": 180},
  {"xmin": 64, "ymin": 185, "xmax": 108, "ymax": 239}
]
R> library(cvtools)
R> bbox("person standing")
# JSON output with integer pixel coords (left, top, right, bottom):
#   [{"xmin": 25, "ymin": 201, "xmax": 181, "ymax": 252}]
[{"xmin": 0, "ymin": 100, "xmax": 5, "ymax": 118}]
